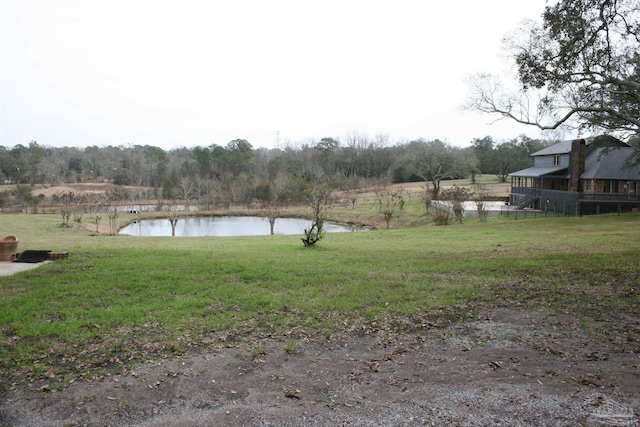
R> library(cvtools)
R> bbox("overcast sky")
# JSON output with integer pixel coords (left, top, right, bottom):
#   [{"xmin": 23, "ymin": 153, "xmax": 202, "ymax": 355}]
[{"xmin": 1, "ymin": 1, "xmax": 555, "ymax": 150}]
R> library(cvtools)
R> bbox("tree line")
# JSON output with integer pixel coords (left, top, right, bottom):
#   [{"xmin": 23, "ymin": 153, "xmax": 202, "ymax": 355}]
[{"xmin": 0, "ymin": 133, "xmax": 550, "ymax": 208}]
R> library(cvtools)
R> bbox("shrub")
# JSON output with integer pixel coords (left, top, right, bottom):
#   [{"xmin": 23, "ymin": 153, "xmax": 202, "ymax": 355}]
[{"xmin": 432, "ymin": 207, "xmax": 452, "ymax": 226}]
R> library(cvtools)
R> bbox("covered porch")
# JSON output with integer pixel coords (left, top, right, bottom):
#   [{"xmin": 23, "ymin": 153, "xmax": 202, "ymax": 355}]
[{"xmin": 509, "ymin": 167, "xmax": 568, "ymax": 209}]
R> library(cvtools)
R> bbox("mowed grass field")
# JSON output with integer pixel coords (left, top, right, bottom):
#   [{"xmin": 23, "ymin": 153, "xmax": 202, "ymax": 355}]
[{"xmin": 1, "ymin": 211, "xmax": 639, "ymax": 391}]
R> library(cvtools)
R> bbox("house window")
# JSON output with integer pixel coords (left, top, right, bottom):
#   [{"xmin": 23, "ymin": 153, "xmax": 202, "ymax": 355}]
[
  {"xmin": 603, "ymin": 179, "xmax": 618, "ymax": 193},
  {"xmin": 553, "ymin": 155, "xmax": 560, "ymax": 166},
  {"xmin": 585, "ymin": 180, "xmax": 592, "ymax": 191}
]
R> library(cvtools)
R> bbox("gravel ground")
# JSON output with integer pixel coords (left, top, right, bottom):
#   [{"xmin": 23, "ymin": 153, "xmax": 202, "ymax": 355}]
[{"xmin": 2, "ymin": 307, "xmax": 639, "ymax": 426}]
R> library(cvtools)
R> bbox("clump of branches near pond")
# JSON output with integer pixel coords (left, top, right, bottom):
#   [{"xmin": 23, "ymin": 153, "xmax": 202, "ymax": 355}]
[
  {"xmin": 376, "ymin": 188, "xmax": 406, "ymax": 229},
  {"xmin": 165, "ymin": 200, "xmax": 183, "ymax": 237},
  {"xmin": 301, "ymin": 184, "xmax": 331, "ymax": 247},
  {"xmin": 473, "ymin": 184, "xmax": 492, "ymax": 223},
  {"xmin": 54, "ymin": 191, "xmax": 87, "ymax": 227},
  {"xmin": 262, "ymin": 201, "xmax": 282, "ymax": 236},
  {"xmin": 108, "ymin": 207, "xmax": 119, "ymax": 235},
  {"xmin": 431, "ymin": 206, "xmax": 453, "ymax": 226},
  {"xmin": 439, "ymin": 185, "xmax": 471, "ymax": 224}
]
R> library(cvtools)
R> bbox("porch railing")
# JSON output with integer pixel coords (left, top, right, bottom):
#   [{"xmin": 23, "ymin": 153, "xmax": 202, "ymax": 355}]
[
  {"xmin": 510, "ymin": 189, "xmax": 639, "ymax": 204},
  {"xmin": 579, "ymin": 193, "xmax": 639, "ymax": 202},
  {"xmin": 510, "ymin": 186, "xmax": 536, "ymax": 195}
]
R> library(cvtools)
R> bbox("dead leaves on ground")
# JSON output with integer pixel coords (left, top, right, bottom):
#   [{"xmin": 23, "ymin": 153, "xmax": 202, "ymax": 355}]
[{"xmin": 283, "ymin": 388, "xmax": 301, "ymax": 399}]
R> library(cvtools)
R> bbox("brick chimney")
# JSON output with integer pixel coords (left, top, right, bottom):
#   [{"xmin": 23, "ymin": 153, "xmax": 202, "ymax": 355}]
[{"xmin": 569, "ymin": 139, "xmax": 586, "ymax": 192}]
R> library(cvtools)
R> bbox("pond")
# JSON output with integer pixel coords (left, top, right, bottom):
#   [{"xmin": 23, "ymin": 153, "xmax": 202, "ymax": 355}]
[{"xmin": 119, "ymin": 216, "xmax": 362, "ymax": 237}]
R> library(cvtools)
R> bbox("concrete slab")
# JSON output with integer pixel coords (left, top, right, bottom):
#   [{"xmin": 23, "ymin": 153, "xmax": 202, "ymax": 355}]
[{"xmin": 0, "ymin": 260, "xmax": 51, "ymax": 277}]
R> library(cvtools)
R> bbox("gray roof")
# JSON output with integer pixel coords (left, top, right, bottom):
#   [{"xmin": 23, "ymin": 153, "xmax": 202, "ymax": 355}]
[
  {"xmin": 532, "ymin": 136, "xmax": 628, "ymax": 157},
  {"xmin": 581, "ymin": 147, "xmax": 640, "ymax": 179},
  {"xmin": 509, "ymin": 146, "xmax": 640, "ymax": 179},
  {"xmin": 532, "ymin": 140, "xmax": 576, "ymax": 156},
  {"xmin": 508, "ymin": 166, "xmax": 568, "ymax": 178}
]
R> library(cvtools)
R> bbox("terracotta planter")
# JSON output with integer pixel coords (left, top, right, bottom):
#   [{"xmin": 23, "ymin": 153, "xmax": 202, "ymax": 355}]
[{"xmin": 0, "ymin": 236, "xmax": 19, "ymax": 261}]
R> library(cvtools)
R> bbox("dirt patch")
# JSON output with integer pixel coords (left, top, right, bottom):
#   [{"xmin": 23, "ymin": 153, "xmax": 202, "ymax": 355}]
[
  {"xmin": 30, "ymin": 183, "xmax": 153, "ymax": 199},
  {"xmin": 29, "ymin": 183, "xmax": 114, "ymax": 199},
  {"xmin": 2, "ymin": 307, "xmax": 639, "ymax": 426}
]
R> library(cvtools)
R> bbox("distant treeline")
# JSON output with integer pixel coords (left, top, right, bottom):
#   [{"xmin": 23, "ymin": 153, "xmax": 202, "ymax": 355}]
[{"xmin": 1, "ymin": 133, "xmax": 550, "ymax": 204}]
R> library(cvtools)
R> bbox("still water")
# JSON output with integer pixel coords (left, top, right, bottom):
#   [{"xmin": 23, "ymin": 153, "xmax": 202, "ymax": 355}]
[{"xmin": 119, "ymin": 216, "xmax": 360, "ymax": 237}]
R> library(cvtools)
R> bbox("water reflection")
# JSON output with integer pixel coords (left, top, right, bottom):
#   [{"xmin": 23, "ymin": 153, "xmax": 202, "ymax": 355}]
[{"xmin": 119, "ymin": 216, "xmax": 360, "ymax": 237}]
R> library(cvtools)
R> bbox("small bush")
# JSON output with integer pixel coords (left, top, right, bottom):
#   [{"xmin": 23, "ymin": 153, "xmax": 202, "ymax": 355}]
[
  {"xmin": 432, "ymin": 207, "xmax": 452, "ymax": 226},
  {"xmin": 476, "ymin": 202, "xmax": 488, "ymax": 223}
]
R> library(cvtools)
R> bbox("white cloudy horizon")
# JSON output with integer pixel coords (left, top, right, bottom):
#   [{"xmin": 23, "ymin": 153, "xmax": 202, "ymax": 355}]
[{"xmin": 1, "ymin": 1, "xmax": 565, "ymax": 151}]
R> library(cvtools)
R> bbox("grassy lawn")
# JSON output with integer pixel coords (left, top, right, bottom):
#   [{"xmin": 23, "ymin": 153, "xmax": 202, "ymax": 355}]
[{"xmin": 1, "ymin": 211, "xmax": 639, "ymax": 391}]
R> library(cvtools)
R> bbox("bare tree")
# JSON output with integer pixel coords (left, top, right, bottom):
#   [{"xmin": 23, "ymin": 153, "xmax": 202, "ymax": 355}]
[
  {"xmin": 226, "ymin": 174, "xmax": 254, "ymax": 207},
  {"xmin": 259, "ymin": 176, "xmax": 286, "ymax": 235},
  {"xmin": 301, "ymin": 183, "xmax": 331, "ymax": 247},
  {"xmin": 422, "ymin": 185, "xmax": 433, "ymax": 215},
  {"xmin": 178, "ymin": 176, "xmax": 194, "ymax": 212},
  {"xmin": 165, "ymin": 200, "xmax": 181, "ymax": 237},
  {"xmin": 87, "ymin": 193, "xmax": 107, "ymax": 233},
  {"xmin": 465, "ymin": 0, "xmax": 639, "ymax": 139},
  {"xmin": 473, "ymin": 184, "xmax": 492, "ymax": 223},
  {"xmin": 342, "ymin": 130, "xmax": 369, "ymax": 178},
  {"xmin": 54, "ymin": 191, "xmax": 75, "ymax": 226},
  {"xmin": 440, "ymin": 185, "xmax": 471, "ymax": 224},
  {"xmin": 343, "ymin": 188, "xmax": 358, "ymax": 209},
  {"xmin": 376, "ymin": 188, "xmax": 405, "ymax": 229},
  {"xmin": 340, "ymin": 177, "xmax": 363, "ymax": 209},
  {"xmin": 71, "ymin": 193, "xmax": 87, "ymax": 223},
  {"xmin": 262, "ymin": 202, "xmax": 282, "ymax": 235},
  {"xmin": 407, "ymin": 139, "xmax": 466, "ymax": 199},
  {"xmin": 94, "ymin": 214, "xmax": 102, "ymax": 233},
  {"xmin": 100, "ymin": 188, "xmax": 126, "ymax": 236},
  {"xmin": 108, "ymin": 206, "xmax": 119, "ymax": 236},
  {"xmin": 202, "ymin": 178, "xmax": 221, "ymax": 210}
]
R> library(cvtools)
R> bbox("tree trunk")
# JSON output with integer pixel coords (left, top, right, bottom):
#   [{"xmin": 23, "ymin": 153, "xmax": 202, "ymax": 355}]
[{"xmin": 169, "ymin": 219, "xmax": 179, "ymax": 237}]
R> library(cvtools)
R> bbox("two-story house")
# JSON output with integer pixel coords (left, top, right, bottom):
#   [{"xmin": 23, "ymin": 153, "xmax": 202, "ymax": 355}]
[{"xmin": 508, "ymin": 136, "xmax": 640, "ymax": 215}]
